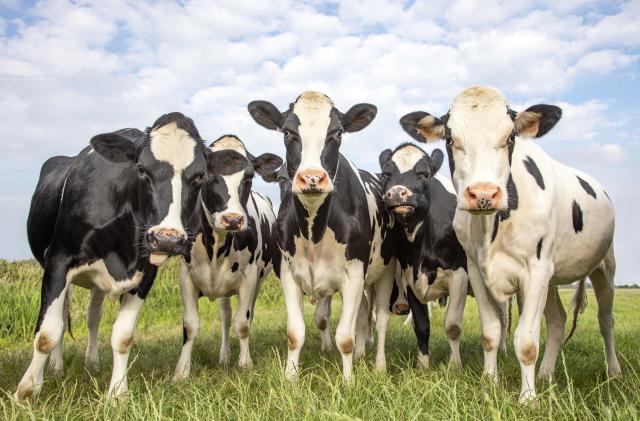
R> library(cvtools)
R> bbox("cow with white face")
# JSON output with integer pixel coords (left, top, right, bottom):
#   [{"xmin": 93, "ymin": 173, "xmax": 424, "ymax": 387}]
[
  {"xmin": 16, "ymin": 113, "xmax": 209, "ymax": 400},
  {"xmin": 172, "ymin": 135, "xmax": 282, "ymax": 380},
  {"xmin": 400, "ymin": 86, "xmax": 620, "ymax": 402},
  {"xmin": 248, "ymin": 91, "xmax": 397, "ymax": 380}
]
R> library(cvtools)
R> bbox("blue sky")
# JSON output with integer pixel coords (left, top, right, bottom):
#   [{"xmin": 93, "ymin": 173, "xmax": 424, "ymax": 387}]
[{"xmin": 0, "ymin": 0, "xmax": 638, "ymax": 283}]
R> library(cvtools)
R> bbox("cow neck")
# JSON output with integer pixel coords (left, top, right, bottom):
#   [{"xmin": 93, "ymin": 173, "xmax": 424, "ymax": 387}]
[{"xmin": 293, "ymin": 190, "xmax": 331, "ymax": 243}]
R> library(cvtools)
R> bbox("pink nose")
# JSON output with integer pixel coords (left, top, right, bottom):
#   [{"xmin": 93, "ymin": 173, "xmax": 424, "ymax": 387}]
[
  {"xmin": 464, "ymin": 182, "xmax": 502, "ymax": 211},
  {"xmin": 295, "ymin": 169, "xmax": 329, "ymax": 192}
]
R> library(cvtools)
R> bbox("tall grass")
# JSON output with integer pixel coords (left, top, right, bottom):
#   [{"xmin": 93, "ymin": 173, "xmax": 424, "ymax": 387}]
[{"xmin": 0, "ymin": 258, "xmax": 638, "ymax": 420}]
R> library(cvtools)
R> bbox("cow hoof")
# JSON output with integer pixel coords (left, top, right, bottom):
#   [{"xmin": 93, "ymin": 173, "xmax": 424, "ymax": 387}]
[
  {"xmin": 448, "ymin": 358, "xmax": 463, "ymax": 371},
  {"xmin": 537, "ymin": 367, "xmax": 554, "ymax": 382},
  {"xmin": 51, "ymin": 368, "xmax": 64, "ymax": 379},
  {"xmin": 320, "ymin": 343, "xmax": 333, "ymax": 353},
  {"xmin": 85, "ymin": 360, "xmax": 100, "ymax": 374},
  {"xmin": 171, "ymin": 372, "xmax": 189, "ymax": 383},
  {"xmin": 219, "ymin": 352, "xmax": 231, "ymax": 367},
  {"xmin": 238, "ymin": 358, "xmax": 253, "ymax": 370},
  {"xmin": 518, "ymin": 390, "xmax": 537, "ymax": 405},
  {"xmin": 416, "ymin": 353, "xmax": 430, "ymax": 369},
  {"xmin": 375, "ymin": 361, "xmax": 387, "ymax": 373},
  {"xmin": 14, "ymin": 382, "xmax": 41, "ymax": 401}
]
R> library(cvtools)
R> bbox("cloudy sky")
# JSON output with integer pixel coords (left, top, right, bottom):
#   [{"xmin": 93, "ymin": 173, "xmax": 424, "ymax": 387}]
[{"xmin": 0, "ymin": 0, "xmax": 638, "ymax": 283}]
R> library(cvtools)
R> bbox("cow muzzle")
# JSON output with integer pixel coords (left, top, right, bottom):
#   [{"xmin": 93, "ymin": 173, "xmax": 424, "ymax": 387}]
[
  {"xmin": 463, "ymin": 182, "xmax": 503, "ymax": 213},
  {"xmin": 385, "ymin": 186, "xmax": 415, "ymax": 216},
  {"xmin": 293, "ymin": 168, "xmax": 332, "ymax": 195},
  {"xmin": 146, "ymin": 227, "xmax": 188, "ymax": 266},
  {"xmin": 218, "ymin": 212, "xmax": 246, "ymax": 231}
]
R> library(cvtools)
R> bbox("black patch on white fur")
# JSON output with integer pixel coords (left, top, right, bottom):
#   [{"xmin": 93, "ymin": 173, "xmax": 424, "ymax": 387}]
[
  {"xmin": 572, "ymin": 200, "xmax": 583, "ymax": 233},
  {"xmin": 536, "ymin": 238, "xmax": 543, "ymax": 259},
  {"xmin": 246, "ymin": 310, "xmax": 250, "ymax": 319},
  {"xmin": 577, "ymin": 176, "xmax": 596, "ymax": 199},
  {"xmin": 182, "ymin": 326, "xmax": 188, "ymax": 345},
  {"xmin": 231, "ymin": 262, "xmax": 239, "ymax": 272},
  {"xmin": 524, "ymin": 156, "xmax": 545, "ymax": 190}
]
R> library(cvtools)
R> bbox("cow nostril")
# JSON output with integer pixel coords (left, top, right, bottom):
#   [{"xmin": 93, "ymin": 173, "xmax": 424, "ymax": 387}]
[
  {"xmin": 466, "ymin": 188, "xmax": 477, "ymax": 200},
  {"xmin": 491, "ymin": 189, "xmax": 500, "ymax": 199}
]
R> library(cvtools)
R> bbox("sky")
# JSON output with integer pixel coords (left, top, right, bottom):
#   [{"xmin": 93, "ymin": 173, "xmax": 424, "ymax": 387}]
[{"xmin": 0, "ymin": 0, "xmax": 638, "ymax": 283}]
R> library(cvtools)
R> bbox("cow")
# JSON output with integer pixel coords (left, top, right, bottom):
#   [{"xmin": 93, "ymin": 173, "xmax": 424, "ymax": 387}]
[
  {"xmin": 16, "ymin": 112, "xmax": 209, "ymax": 400},
  {"xmin": 400, "ymin": 86, "xmax": 620, "ymax": 403},
  {"xmin": 247, "ymin": 91, "xmax": 397, "ymax": 380},
  {"xmin": 172, "ymin": 135, "xmax": 282, "ymax": 380},
  {"xmin": 378, "ymin": 143, "xmax": 468, "ymax": 369}
]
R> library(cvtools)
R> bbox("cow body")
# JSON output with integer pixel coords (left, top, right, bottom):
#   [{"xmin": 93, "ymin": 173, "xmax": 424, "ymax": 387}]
[
  {"xmin": 173, "ymin": 136, "xmax": 281, "ymax": 379},
  {"xmin": 248, "ymin": 92, "xmax": 397, "ymax": 380},
  {"xmin": 380, "ymin": 144, "xmax": 468, "ymax": 368},
  {"xmin": 401, "ymin": 86, "xmax": 620, "ymax": 403},
  {"xmin": 16, "ymin": 114, "xmax": 209, "ymax": 400}
]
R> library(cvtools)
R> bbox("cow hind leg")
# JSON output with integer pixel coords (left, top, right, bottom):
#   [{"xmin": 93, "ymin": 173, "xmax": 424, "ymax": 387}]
[
  {"xmin": 538, "ymin": 285, "xmax": 566, "ymax": 380},
  {"xmin": 218, "ymin": 296, "xmax": 232, "ymax": 366},
  {"xmin": 85, "ymin": 288, "xmax": 105, "ymax": 373},
  {"xmin": 589, "ymin": 247, "xmax": 621, "ymax": 377},
  {"xmin": 314, "ymin": 296, "xmax": 333, "ymax": 353},
  {"xmin": 49, "ymin": 286, "xmax": 72, "ymax": 378},
  {"xmin": 15, "ymin": 258, "xmax": 70, "ymax": 400}
]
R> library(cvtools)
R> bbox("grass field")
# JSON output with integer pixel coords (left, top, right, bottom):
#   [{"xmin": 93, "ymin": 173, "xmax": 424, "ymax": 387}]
[{"xmin": 0, "ymin": 258, "xmax": 638, "ymax": 420}]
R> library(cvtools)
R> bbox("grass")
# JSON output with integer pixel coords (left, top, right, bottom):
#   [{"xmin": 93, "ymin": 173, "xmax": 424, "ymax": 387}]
[{"xmin": 0, "ymin": 258, "xmax": 638, "ymax": 420}]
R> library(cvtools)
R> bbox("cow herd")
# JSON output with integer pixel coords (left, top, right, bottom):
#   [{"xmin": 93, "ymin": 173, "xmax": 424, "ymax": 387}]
[{"xmin": 14, "ymin": 86, "xmax": 620, "ymax": 404}]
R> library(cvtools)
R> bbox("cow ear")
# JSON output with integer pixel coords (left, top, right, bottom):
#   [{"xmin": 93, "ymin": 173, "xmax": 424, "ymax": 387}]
[
  {"xmin": 342, "ymin": 103, "xmax": 377, "ymax": 133},
  {"xmin": 247, "ymin": 101, "xmax": 285, "ymax": 131},
  {"xmin": 399, "ymin": 112, "xmax": 445, "ymax": 143},
  {"xmin": 515, "ymin": 104, "xmax": 562, "ymax": 138},
  {"xmin": 378, "ymin": 149, "xmax": 393, "ymax": 170},
  {"xmin": 252, "ymin": 153, "xmax": 284, "ymax": 182},
  {"xmin": 430, "ymin": 149, "xmax": 444, "ymax": 174},
  {"xmin": 90, "ymin": 132, "xmax": 137, "ymax": 163}
]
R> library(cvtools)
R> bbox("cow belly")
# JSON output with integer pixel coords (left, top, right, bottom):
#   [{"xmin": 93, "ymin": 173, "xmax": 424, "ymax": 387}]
[
  {"xmin": 67, "ymin": 259, "xmax": 142, "ymax": 299},
  {"xmin": 405, "ymin": 267, "xmax": 453, "ymax": 303}
]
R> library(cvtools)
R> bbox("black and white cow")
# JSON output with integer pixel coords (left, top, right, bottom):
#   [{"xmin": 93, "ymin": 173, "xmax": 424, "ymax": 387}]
[
  {"xmin": 17, "ymin": 113, "xmax": 209, "ymax": 400},
  {"xmin": 172, "ymin": 135, "xmax": 282, "ymax": 380},
  {"xmin": 248, "ymin": 91, "xmax": 397, "ymax": 380},
  {"xmin": 400, "ymin": 86, "xmax": 620, "ymax": 402},
  {"xmin": 379, "ymin": 143, "xmax": 468, "ymax": 369}
]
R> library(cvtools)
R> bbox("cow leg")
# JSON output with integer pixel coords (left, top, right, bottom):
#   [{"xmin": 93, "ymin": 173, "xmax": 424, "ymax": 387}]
[
  {"xmin": 235, "ymin": 277, "xmax": 256, "ymax": 369},
  {"xmin": 445, "ymin": 269, "xmax": 467, "ymax": 369},
  {"xmin": 108, "ymin": 292, "xmax": 144, "ymax": 398},
  {"xmin": 281, "ymin": 264, "xmax": 305, "ymax": 380},
  {"xmin": 538, "ymin": 285, "xmax": 566, "ymax": 380},
  {"xmin": 85, "ymin": 288, "xmax": 105, "ymax": 373},
  {"xmin": 15, "ymin": 257, "xmax": 70, "ymax": 400},
  {"xmin": 354, "ymin": 292, "xmax": 369, "ymax": 360},
  {"xmin": 466, "ymin": 259, "xmax": 501, "ymax": 381},
  {"xmin": 407, "ymin": 287, "xmax": 430, "ymax": 369},
  {"xmin": 366, "ymin": 286, "xmax": 376, "ymax": 347},
  {"xmin": 49, "ymin": 286, "xmax": 71, "ymax": 378},
  {"xmin": 314, "ymin": 296, "xmax": 333, "ymax": 353},
  {"xmin": 336, "ymin": 263, "xmax": 365, "ymax": 383},
  {"xmin": 374, "ymin": 272, "xmax": 393, "ymax": 372},
  {"xmin": 514, "ymin": 263, "xmax": 552, "ymax": 404},
  {"xmin": 218, "ymin": 296, "xmax": 232, "ymax": 366},
  {"xmin": 173, "ymin": 267, "xmax": 200, "ymax": 381},
  {"xmin": 498, "ymin": 301, "xmax": 509, "ymax": 354},
  {"xmin": 589, "ymin": 247, "xmax": 621, "ymax": 377}
]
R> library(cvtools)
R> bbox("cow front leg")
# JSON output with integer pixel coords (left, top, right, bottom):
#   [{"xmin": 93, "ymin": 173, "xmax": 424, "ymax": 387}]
[
  {"xmin": 407, "ymin": 287, "xmax": 430, "ymax": 369},
  {"xmin": 15, "ymin": 257, "xmax": 70, "ymax": 400},
  {"xmin": 445, "ymin": 269, "xmax": 468, "ymax": 369},
  {"xmin": 515, "ymin": 263, "xmax": 553, "ymax": 403},
  {"xmin": 281, "ymin": 264, "xmax": 305, "ymax": 380},
  {"xmin": 314, "ymin": 296, "xmax": 333, "ymax": 353},
  {"xmin": 538, "ymin": 285, "xmax": 566, "ymax": 380},
  {"xmin": 466, "ymin": 259, "xmax": 501, "ymax": 381},
  {"xmin": 374, "ymin": 270, "xmax": 393, "ymax": 372},
  {"xmin": 335, "ymin": 263, "xmax": 365, "ymax": 383},
  {"xmin": 108, "ymin": 292, "xmax": 144, "ymax": 398},
  {"xmin": 235, "ymin": 277, "xmax": 257, "ymax": 369},
  {"xmin": 218, "ymin": 296, "xmax": 232, "ymax": 366},
  {"xmin": 173, "ymin": 267, "xmax": 200, "ymax": 382},
  {"xmin": 85, "ymin": 288, "xmax": 105, "ymax": 373}
]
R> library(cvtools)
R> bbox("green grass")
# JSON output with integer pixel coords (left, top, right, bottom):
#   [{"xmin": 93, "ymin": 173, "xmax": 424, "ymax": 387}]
[{"xmin": 0, "ymin": 258, "xmax": 638, "ymax": 420}]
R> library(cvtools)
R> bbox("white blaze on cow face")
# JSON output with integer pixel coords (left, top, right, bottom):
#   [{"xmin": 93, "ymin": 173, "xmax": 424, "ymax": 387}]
[
  {"xmin": 446, "ymin": 86, "xmax": 514, "ymax": 211},
  {"xmin": 292, "ymin": 91, "xmax": 334, "ymax": 195},
  {"xmin": 148, "ymin": 122, "xmax": 196, "ymax": 239},
  {"xmin": 391, "ymin": 144, "xmax": 425, "ymax": 173}
]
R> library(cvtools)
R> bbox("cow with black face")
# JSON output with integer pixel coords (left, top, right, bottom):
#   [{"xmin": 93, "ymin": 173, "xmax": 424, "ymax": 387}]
[
  {"xmin": 379, "ymin": 143, "xmax": 468, "ymax": 369},
  {"xmin": 248, "ymin": 91, "xmax": 397, "ymax": 380},
  {"xmin": 400, "ymin": 86, "xmax": 620, "ymax": 403},
  {"xmin": 172, "ymin": 135, "xmax": 282, "ymax": 380},
  {"xmin": 16, "ymin": 113, "xmax": 209, "ymax": 400}
]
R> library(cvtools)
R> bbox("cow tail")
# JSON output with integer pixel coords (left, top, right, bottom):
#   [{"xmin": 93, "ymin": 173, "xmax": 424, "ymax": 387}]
[
  {"xmin": 507, "ymin": 295, "xmax": 513, "ymax": 339},
  {"xmin": 564, "ymin": 278, "xmax": 587, "ymax": 345},
  {"xmin": 65, "ymin": 286, "xmax": 74, "ymax": 340}
]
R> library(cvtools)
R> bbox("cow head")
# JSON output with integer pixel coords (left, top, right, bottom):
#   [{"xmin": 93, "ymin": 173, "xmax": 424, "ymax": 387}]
[
  {"xmin": 202, "ymin": 135, "xmax": 282, "ymax": 232},
  {"xmin": 379, "ymin": 143, "xmax": 444, "ymax": 229},
  {"xmin": 399, "ymin": 86, "xmax": 561, "ymax": 214},
  {"xmin": 90, "ymin": 112, "xmax": 208, "ymax": 266},
  {"xmin": 247, "ymin": 91, "xmax": 377, "ymax": 202}
]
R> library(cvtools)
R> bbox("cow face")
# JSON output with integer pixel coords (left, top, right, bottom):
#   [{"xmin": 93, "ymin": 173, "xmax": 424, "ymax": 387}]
[
  {"xmin": 90, "ymin": 112, "xmax": 208, "ymax": 266},
  {"xmin": 202, "ymin": 135, "xmax": 282, "ymax": 232},
  {"xmin": 379, "ymin": 144, "xmax": 443, "ymax": 228},
  {"xmin": 247, "ymin": 91, "xmax": 377, "ymax": 200},
  {"xmin": 399, "ymin": 86, "xmax": 561, "ymax": 214}
]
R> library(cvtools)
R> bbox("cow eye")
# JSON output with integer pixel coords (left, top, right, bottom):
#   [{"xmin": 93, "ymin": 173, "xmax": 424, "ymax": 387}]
[
  {"xmin": 136, "ymin": 163, "xmax": 146, "ymax": 177},
  {"xmin": 282, "ymin": 130, "xmax": 290, "ymax": 137},
  {"xmin": 196, "ymin": 171, "xmax": 206, "ymax": 183},
  {"xmin": 336, "ymin": 131, "xmax": 343, "ymax": 139}
]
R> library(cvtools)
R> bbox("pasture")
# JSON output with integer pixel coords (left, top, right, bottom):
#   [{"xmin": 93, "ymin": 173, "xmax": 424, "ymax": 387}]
[{"xmin": 1, "ymin": 258, "xmax": 638, "ymax": 420}]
